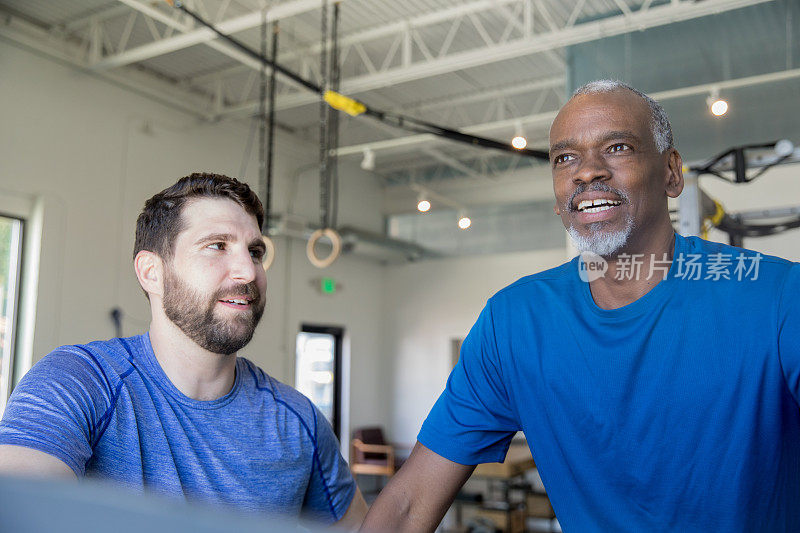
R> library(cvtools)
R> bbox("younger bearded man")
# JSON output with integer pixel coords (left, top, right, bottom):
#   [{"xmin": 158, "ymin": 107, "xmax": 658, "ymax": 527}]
[{"xmin": 0, "ymin": 173, "xmax": 366, "ymax": 527}]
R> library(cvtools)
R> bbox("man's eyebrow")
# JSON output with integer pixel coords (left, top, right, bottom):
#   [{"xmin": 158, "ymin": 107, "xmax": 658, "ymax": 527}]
[
  {"xmin": 549, "ymin": 130, "xmax": 641, "ymax": 155},
  {"xmin": 549, "ymin": 138, "xmax": 577, "ymax": 154},
  {"xmin": 194, "ymin": 233, "xmax": 235, "ymax": 245},
  {"xmin": 598, "ymin": 130, "xmax": 640, "ymax": 145}
]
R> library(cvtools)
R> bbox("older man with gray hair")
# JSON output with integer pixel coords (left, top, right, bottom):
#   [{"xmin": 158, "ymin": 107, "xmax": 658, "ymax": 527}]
[{"xmin": 362, "ymin": 80, "xmax": 800, "ymax": 532}]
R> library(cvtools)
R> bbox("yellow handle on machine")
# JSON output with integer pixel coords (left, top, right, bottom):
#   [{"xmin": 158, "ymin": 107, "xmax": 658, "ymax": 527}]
[{"xmin": 324, "ymin": 91, "xmax": 367, "ymax": 116}]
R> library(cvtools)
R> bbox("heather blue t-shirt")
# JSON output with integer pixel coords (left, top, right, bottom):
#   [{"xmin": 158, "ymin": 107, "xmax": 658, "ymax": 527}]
[
  {"xmin": 0, "ymin": 334, "xmax": 356, "ymax": 523},
  {"xmin": 419, "ymin": 234, "xmax": 800, "ymax": 532}
]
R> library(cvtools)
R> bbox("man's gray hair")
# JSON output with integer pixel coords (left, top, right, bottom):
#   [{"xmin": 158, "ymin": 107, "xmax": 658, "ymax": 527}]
[{"xmin": 573, "ymin": 80, "xmax": 673, "ymax": 153}]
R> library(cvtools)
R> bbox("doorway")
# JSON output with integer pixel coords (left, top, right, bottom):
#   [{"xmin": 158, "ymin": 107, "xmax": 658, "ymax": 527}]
[{"xmin": 295, "ymin": 324, "xmax": 343, "ymax": 439}]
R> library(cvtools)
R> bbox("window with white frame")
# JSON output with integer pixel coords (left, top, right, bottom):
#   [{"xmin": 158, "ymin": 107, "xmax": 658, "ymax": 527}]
[{"xmin": 0, "ymin": 214, "xmax": 23, "ymax": 415}]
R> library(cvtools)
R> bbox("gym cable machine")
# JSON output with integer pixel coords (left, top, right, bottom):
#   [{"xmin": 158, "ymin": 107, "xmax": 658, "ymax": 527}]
[{"xmin": 679, "ymin": 139, "xmax": 800, "ymax": 246}]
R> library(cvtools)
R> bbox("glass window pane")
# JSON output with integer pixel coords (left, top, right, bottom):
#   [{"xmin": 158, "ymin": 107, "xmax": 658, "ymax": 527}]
[
  {"xmin": 0, "ymin": 215, "xmax": 23, "ymax": 415},
  {"xmin": 295, "ymin": 332, "xmax": 335, "ymax": 424}
]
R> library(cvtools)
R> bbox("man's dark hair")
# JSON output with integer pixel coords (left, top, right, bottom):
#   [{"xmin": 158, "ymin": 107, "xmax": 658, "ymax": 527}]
[{"xmin": 133, "ymin": 172, "xmax": 264, "ymax": 262}]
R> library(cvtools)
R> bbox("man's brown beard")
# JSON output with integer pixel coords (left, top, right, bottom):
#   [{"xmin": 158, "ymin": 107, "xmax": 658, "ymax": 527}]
[{"xmin": 162, "ymin": 267, "xmax": 265, "ymax": 355}]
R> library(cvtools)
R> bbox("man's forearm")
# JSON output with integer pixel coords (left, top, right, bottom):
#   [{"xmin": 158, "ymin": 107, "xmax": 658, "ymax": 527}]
[
  {"xmin": 0, "ymin": 445, "xmax": 76, "ymax": 478},
  {"xmin": 360, "ymin": 442, "xmax": 475, "ymax": 532},
  {"xmin": 360, "ymin": 476, "xmax": 428, "ymax": 532}
]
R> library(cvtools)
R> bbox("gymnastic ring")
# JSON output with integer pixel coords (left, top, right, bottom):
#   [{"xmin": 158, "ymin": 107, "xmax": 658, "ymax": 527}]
[
  {"xmin": 306, "ymin": 228, "xmax": 341, "ymax": 268},
  {"xmin": 261, "ymin": 235, "xmax": 276, "ymax": 271}
]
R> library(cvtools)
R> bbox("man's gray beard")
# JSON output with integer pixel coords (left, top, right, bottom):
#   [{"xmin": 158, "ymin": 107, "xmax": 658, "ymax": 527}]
[{"xmin": 567, "ymin": 215, "xmax": 634, "ymax": 257}]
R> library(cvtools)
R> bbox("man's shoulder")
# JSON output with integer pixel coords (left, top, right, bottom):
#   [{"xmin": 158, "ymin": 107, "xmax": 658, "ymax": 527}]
[
  {"xmin": 681, "ymin": 235, "xmax": 797, "ymax": 281},
  {"xmin": 5, "ymin": 336, "xmax": 146, "ymax": 434},
  {"xmin": 683, "ymin": 234, "xmax": 788, "ymax": 260},
  {"xmin": 34, "ymin": 335, "xmax": 144, "ymax": 384}
]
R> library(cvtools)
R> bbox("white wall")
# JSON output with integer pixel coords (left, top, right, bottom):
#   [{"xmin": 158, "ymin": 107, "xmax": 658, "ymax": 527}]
[
  {"xmin": 381, "ymin": 248, "xmax": 569, "ymax": 444},
  {"xmin": 0, "ymin": 42, "xmax": 389, "ymax": 434}
]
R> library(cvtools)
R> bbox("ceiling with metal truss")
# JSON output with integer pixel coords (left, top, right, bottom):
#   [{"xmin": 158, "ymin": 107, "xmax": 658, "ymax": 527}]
[{"xmin": 0, "ymin": 0, "xmax": 796, "ymax": 187}]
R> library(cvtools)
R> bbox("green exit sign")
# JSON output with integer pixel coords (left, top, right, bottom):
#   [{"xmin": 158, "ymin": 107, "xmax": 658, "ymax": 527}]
[{"xmin": 320, "ymin": 277, "xmax": 337, "ymax": 294}]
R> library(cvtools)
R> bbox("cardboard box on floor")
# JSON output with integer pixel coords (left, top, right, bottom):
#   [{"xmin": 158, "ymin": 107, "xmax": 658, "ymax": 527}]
[
  {"xmin": 526, "ymin": 493, "xmax": 555, "ymax": 519},
  {"xmin": 473, "ymin": 507, "xmax": 526, "ymax": 533}
]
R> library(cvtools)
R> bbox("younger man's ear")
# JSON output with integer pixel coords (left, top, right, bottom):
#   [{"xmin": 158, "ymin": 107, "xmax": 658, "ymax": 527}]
[
  {"xmin": 134, "ymin": 250, "xmax": 164, "ymax": 298},
  {"xmin": 553, "ymin": 204, "xmax": 562, "ymax": 216}
]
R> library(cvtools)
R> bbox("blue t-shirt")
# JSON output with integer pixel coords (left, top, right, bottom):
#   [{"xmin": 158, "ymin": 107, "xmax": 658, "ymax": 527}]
[
  {"xmin": 419, "ymin": 234, "xmax": 800, "ymax": 532},
  {"xmin": 0, "ymin": 334, "xmax": 356, "ymax": 523}
]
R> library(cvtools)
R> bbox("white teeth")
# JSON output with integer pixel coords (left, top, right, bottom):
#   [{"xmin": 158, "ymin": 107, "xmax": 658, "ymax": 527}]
[
  {"xmin": 577, "ymin": 198, "xmax": 622, "ymax": 212},
  {"xmin": 582, "ymin": 205, "xmax": 615, "ymax": 213},
  {"xmin": 224, "ymin": 299, "xmax": 248, "ymax": 305}
]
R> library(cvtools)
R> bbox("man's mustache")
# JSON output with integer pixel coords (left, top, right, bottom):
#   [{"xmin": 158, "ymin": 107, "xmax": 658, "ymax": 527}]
[
  {"xmin": 566, "ymin": 182, "xmax": 630, "ymax": 212},
  {"xmin": 213, "ymin": 282, "xmax": 261, "ymax": 304}
]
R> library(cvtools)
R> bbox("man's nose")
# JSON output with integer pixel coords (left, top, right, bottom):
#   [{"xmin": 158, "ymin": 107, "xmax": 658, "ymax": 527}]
[
  {"xmin": 573, "ymin": 152, "xmax": 611, "ymax": 184},
  {"xmin": 229, "ymin": 249, "xmax": 257, "ymax": 283}
]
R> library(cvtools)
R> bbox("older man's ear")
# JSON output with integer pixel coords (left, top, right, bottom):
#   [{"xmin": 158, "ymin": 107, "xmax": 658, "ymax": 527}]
[{"xmin": 665, "ymin": 149, "xmax": 684, "ymax": 199}]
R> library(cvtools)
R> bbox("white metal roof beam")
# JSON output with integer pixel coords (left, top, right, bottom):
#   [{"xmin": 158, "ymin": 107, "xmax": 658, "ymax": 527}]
[
  {"xmin": 354, "ymin": 93, "xmax": 484, "ymax": 178},
  {"xmin": 333, "ymin": 65, "xmax": 800, "ymax": 157},
  {"xmin": 0, "ymin": 14, "xmax": 214, "ymax": 120},
  {"xmin": 409, "ymin": 76, "xmax": 564, "ymax": 113},
  {"xmin": 95, "ymin": 0, "xmax": 324, "ymax": 69},
  {"xmin": 421, "ymin": 149, "xmax": 483, "ymax": 179},
  {"xmin": 219, "ymin": 0, "xmax": 774, "ymax": 119},
  {"xmin": 336, "ymin": 109, "xmax": 559, "ymax": 157},
  {"xmin": 357, "ymin": 77, "xmax": 562, "ymax": 126},
  {"xmin": 62, "ymin": 5, "xmax": 132, "ymax": 32},
  {"xmin": 182, "ymin": 0, "xmax": 522, "ymax": 86},
  {"xmin": 287, "ymin": 0, "xmax": 521, "ymax": 65}
]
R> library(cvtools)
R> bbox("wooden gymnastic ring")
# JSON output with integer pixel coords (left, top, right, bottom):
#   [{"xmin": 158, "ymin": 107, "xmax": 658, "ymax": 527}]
[
  {"xmin": 306, "ymin": 228, "xmax": 341, "ymax": 268},
  {"xmin": 261, "ymin": 235, "xmax": 276, "ymax": 271}
]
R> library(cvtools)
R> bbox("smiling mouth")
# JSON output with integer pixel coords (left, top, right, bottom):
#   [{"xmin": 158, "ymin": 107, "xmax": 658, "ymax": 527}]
[
  {"xmin": 219, "ymin": 298, "xmax": 251, "ymax": 307},
  {"xmin": 576, "ymin": 199, "xmax": 623, "ymax": 213}
]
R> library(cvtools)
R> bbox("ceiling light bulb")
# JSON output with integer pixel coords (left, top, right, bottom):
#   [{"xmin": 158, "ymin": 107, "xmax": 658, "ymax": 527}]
[
  {"xmin": 417, "ymin": 199, "xmax": 431, "ymax": 212},
  {"xmin": 458, "ymin": 215, "xmax": 471, "ymax": 230},
  {"xmin": 710, "ymin": 99, "xmax": 728, "ymax": 116},
  {"xmin": 511, "ymin": 135, "xmax": 527, "ymax": 149},
  {"xmin": 360, "ymin": 147, "xmax": 375, "ymax": 170},
  {"xmin": 775, "ymin": 139, "xmax": 794, "ymax": 157}
]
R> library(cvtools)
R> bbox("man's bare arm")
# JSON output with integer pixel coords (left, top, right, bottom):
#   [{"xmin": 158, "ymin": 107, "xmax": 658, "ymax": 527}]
[
  {"xmin": 360, "ymin": 442, "xmax": 475, "ymax": 532},
  {"xmin": 0, "ymin": 445, "xmax": 76, "ymax": 478},
  {"xmin": 336, "ymin": 487, "xmax": 369, "ymax": 530}
]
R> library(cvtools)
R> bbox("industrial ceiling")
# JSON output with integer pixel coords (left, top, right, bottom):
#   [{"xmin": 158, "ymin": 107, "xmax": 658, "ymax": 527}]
[{"xmin": 1, "ymin": 0, "xmax": 796, "ymax": 188}]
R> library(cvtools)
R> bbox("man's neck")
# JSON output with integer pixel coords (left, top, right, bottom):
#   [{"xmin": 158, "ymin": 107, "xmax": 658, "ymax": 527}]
[
  {"xmin": 148, "ymin": 316, "xmax": 237, "ymax": 401},
  {"xmin": 587, "ymin": 225, "xmax": 676, "ymax": 310}
]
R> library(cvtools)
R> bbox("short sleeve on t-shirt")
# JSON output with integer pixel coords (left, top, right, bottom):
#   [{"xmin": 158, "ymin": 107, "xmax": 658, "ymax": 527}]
[
  {"xmin": 418, "ymin": 301, "xmax": 520, "ymax": 465},
  {"xmin": 0, "ymin": 347, "xmax": 114, "ymax": 475}
]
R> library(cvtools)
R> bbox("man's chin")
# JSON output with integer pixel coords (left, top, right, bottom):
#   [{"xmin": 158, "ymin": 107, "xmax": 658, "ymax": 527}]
[
  {"xmin": 213, "ymin": 302, "xmax": 263, "ymax": 323},
  {"xmin": 201, "ymin": 328, "xmax": 256, "ymax": 355},
  {"xmin": 207, "ymin": 313, "xmax": 263, "ymax": 354},
  {"xmin": 568, "ymin": 226, "xmax": 631, "ymax": 258}
]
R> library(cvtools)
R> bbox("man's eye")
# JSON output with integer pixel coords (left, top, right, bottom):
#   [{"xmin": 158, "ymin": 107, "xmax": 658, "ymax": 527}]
[
  {"xmin": 553, "ymin": 154, "xmax": 575, "ymax": 165},
  {"xmin": 207, "ymin": 242, "xmax": 225, "ymax": 250},
  {"xmin": 609, "ymin": 143, "xmax": 631, "ymax": 153},
  {"xmin": 250, "ymin": 249, "xmax": 265, "ymax": 260}
]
